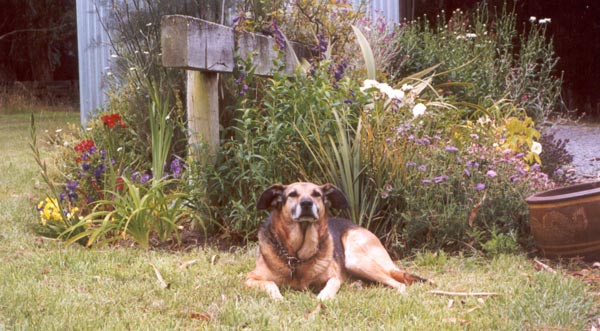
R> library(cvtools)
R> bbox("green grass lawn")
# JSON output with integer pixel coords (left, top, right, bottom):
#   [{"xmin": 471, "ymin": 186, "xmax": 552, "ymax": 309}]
[{"xmin": 0, "ymin": 111, "xmax": 597, "ymax": 330}]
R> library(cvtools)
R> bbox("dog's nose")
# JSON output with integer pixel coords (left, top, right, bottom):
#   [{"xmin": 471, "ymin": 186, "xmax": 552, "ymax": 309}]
[{"xmin": 300, "ymin": 199, "xmax": 313, "ymax": 209}]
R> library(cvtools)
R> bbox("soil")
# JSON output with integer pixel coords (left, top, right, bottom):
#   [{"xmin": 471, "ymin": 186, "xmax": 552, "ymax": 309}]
[{"xmin": 546, "ymin": 123, "xmax": 600, "ymax": 183}]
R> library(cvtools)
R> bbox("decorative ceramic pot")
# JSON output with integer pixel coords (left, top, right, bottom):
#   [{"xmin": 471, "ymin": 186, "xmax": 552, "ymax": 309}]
[{"xmin": 527, "ymin": 181, "xmax": 600, "ymax": 260}]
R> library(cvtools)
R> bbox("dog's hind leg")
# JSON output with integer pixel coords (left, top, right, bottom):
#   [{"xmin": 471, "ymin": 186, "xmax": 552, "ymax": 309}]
[{"xmin": 342, "ymin": 228, "xmax": 424, "ymax": 293}]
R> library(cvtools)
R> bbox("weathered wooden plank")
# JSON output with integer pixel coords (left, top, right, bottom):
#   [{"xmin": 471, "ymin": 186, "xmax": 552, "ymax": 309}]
[
  {"xmin": 161, "ymin": 15, "xmax": 234, "ymax": 72},
  {"xmin": 161, "ymin": 15, "xmax": 310, "ymax": 75}
]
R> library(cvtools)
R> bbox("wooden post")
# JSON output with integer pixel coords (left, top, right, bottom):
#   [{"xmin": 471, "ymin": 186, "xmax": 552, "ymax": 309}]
[
  {"xmin": 161, "ymin": 15, "xmax": 311, "ymax": 163},
  {"xmin": 186, "ymin": 71, "xmax": 219, "ymax": 160}
]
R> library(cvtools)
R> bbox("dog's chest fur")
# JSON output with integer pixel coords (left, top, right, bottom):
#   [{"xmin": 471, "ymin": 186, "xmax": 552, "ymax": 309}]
[{"xmin": 258, "ymin": 216, "xmax": 340, "ymax": 290}]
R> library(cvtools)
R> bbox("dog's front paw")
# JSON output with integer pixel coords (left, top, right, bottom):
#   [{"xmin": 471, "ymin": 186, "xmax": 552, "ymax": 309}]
[
  {"xmin": 317, "ymin": 290, "xmax": 336, "ymax": 301},
  {"xmin": 266, "ymin": 283, "xmax": 284, "ymax": 300}
]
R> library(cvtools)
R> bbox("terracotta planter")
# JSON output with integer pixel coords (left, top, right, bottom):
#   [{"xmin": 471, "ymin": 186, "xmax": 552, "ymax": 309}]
[{"xmin": 527, "ymin": 181, "xmax": 600, "ymax": 260}]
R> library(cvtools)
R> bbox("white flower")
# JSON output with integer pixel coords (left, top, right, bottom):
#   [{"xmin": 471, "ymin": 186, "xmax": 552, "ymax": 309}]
[
  {"xmin": 529, "ymin": 16, "xmax": 537, "ymax": 23},
  {"xmin": 360, "ymin": 79, "xmax": 379, "ymax": 92},
  {"xmin": 55, "ymin": 129, "xmax": 62, "ymax": 133},
  {"xmin": 538, "ymin": 18, "xmax": 551, "ymax": 24},
  {"xmin": 531, "ymin": 141, "xmax": 543, "ymax": 155},
  {"xmin": 110, "ymin": 54, "xmax": 118, "ymax": 58},
  {"xmin": 465, "ymin": 33, "xmax": 477, "ymax": 38},
  {"xmin": 377, "ymin": 83, "xmax": 404, "ymax": 100},
  {"xmin": 401, "ymin": 84, "xmax": 414, "ymax": 91},
  {"xmin": 412, "ymin": 103, "xmax": 426, "ymax": 118}
]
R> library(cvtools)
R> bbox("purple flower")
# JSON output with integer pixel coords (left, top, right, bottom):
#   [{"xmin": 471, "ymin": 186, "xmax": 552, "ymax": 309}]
[
  {"xmin": 464, "ymin": 168, "xmax": 471, "ymax": 177},
  {"xmin": 476, "ymin": 183, "xmax": 486, "ymax": 191},
  {"xmin": 170, "ymin": 158, "xmax": 183, "ymax": 179},
  {"xmin": 531, "ymin": 164, "xmax": 540, "ymax": 171},
  {"xmin": 433, "ymin": 175, "xmax": 449, "ymax": 183},
  {"xmin": 418, "ymin": 165, "xmax": 427, "ymax": 172},
  {"xmin": 100, "ymin": 150, "xmax": 107, "ymax": 159},
  {"xmin": 516, "ymin": 167, "xmax": 527, "ymax": 176},
  {"xmin": 67, "ymin": 180, "xmax": 79, "ymax": 191},
  {"xmin": 406, "ymin": 161, "xmax": 417, "ymax": 168},
  {"xmin": 470, "ymin": 134, "xmax": 479, "ymax": 140},
  {"xmin": 94, "ymin": 163, "xmax": 105, "ymax": 179},
  {"xmin": 240, "ymin": 84, "xmax": 249, "ymax": 96},
  {"xmin": 466, "ymin": 160, "xmax": 479, "ymax": 168},
  {"xmin": 140, "ymin": 173, "xmax": 151, "ymax": 184},
  {"xmin": 268, "ymin": 19, "xmax": 286, "ymax": 50},
  {"xmin": 486, "ymin": 170, "xmax": 498, "ymax": 178},
  {"xmin": 422, "ymin": 179, "xmax": 432, "ymax": 184},
  {"xmin": 416, "ymin": 138, "xmax": 431, "ymax": 146},
  {"xmin": 82, "ymin": 163, "xmax": 90, "ymax": 171},
  {"xmin": 445, "ymin": 146, "xmax": 459, "ymax": 152}
]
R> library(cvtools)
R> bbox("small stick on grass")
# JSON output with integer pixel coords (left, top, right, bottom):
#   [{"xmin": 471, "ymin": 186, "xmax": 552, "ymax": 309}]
[
  {"xmin": 150, "ymin": 263, "xmax": 170, "ymax": 289},
  {"xmin": 534, "ymin": 258, "xmax": 557, "ymax": 274},
  {"xmin": 429, "ymin": 290, "xmax": 500, "ymax": 297}
]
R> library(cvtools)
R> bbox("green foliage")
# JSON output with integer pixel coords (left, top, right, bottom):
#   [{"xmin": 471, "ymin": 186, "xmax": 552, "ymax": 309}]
[
  {"xmin": 195, "ymin": 59, "xmax": 364, "ymax": 240},
  {"xmin": 392, "ymin": 2, "xmax": 562, "ymax": 123},
  {"xmin": 64, "ymin": 177, "xmax": 190, "ymax": 249}
]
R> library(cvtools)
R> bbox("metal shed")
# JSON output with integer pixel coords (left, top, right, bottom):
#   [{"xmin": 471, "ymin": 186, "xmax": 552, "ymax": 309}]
[{"xmin": 76, "ymin": 0, "xmax": 111, "ymax": 125}]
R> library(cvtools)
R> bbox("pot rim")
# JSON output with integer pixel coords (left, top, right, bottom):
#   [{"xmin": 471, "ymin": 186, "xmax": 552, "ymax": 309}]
[{"xmin": 526, "ymin": 181, "xmax": 600, "ymax": 204}]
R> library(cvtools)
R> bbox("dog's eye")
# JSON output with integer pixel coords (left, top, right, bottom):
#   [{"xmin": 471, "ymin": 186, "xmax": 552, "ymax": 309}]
[
  {"xmin": 288, "ymin": 191, "xmax": 298, "ymax": 198},
  {"xmin": 311, "ymin": 191, "xmax": 322, "ymax": 198}
]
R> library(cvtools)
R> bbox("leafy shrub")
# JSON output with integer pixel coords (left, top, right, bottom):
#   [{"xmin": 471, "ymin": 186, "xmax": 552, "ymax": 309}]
[{"xmin": 192, "ymin": 59, "xmax": 365, "ymax": 241}]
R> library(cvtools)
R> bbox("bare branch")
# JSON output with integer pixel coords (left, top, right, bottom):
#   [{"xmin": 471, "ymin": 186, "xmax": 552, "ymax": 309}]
[
  {"xmin": 0, "ymin": 24, "xmax": 66, "ymax": 41},
  {"xmin": 429, "ymin": 290, "xmax": 500, "ymax": 297}
]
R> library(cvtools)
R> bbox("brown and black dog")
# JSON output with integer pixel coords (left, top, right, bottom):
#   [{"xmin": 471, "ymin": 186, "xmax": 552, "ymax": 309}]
[{"xmin": 245, "ymin": 182, "xmax": 426, "ymax": 300}]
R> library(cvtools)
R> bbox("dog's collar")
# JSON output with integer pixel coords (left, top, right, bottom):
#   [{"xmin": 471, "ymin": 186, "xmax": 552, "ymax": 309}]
[{"xmin": 265, "ymin": 225, "xmax": 323, "ymax": 279}]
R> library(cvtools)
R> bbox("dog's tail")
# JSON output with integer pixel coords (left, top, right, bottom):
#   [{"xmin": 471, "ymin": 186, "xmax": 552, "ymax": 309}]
[{"xmin": 390, "ymin": 269, "xmax": 431, "ymax": 285}]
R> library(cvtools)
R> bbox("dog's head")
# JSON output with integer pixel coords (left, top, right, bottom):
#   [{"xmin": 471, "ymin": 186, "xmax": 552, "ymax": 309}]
[{"xmin": 257, "ymin": 182, "xmax": 348, "ymax": 223}]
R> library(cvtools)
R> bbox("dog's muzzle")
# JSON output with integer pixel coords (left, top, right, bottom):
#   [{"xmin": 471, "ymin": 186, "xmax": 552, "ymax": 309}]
[{"xmin": 292, "ymin": 199, "xmax": 319, "ymax": 222}]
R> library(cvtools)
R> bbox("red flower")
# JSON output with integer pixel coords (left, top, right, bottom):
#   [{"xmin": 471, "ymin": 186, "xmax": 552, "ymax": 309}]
[
  {"xmin": 74, "ymin": 139, "xmax": 96, "ymax": 153},
  {"xmin": 101, "ymin": 113, "xmax": 126, "ymax": 129},
  {"xmin": 115, "ymin": 177, "xmax": 125, "ymax": 191}
]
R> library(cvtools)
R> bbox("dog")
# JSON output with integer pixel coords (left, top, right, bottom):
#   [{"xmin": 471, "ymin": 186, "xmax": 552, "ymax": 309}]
[{"xmin": 245, "ymin": 182, "xmax": 426, "ymax": 300}]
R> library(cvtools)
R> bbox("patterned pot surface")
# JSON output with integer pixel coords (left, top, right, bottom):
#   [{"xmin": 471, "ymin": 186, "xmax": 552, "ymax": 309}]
[{"xmin": 527, "ymin": 181, "xmax": 600, "ymax": 260}]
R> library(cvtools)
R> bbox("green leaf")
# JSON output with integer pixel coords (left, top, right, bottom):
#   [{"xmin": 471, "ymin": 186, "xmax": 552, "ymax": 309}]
[{"xmin": 351, "ymin": 25, "xmax": 376, "ymax": 80}]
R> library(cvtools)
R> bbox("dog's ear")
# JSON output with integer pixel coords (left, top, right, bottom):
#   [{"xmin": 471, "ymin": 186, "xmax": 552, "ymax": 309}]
[
  {"xmin": 321, "ymin": 183, "xmax": 349, "ymax": 210},
  {"xmin": 257, "ymin": 184, "xmax": 287, "ymax": 210}
]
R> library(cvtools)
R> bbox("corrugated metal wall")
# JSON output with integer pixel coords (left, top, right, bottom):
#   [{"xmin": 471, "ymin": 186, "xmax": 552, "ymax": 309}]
[
  {"xmin": 76, "ymin": 0, "xmax": 111, "ymax": 125},
  {"xmin": 352, "ymin": 0, "xmax": 401, "ymax": 24},
  {"xmin": 371, "ymin": 0, "xmax": 400, "ymax": 24}
]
